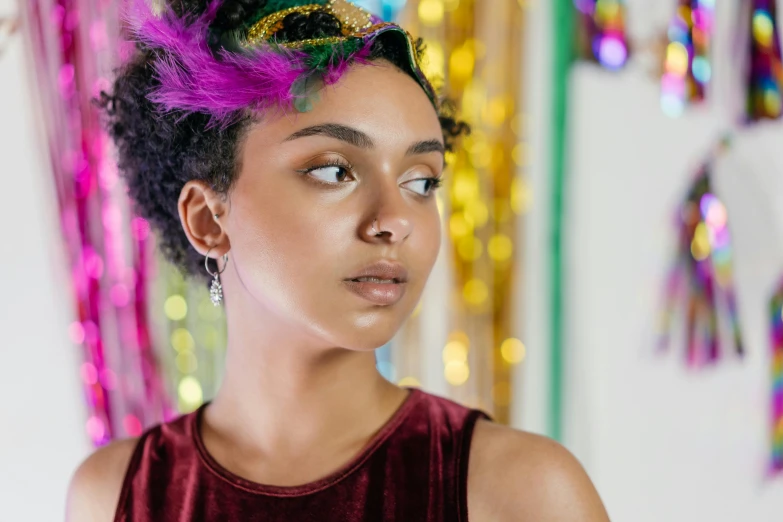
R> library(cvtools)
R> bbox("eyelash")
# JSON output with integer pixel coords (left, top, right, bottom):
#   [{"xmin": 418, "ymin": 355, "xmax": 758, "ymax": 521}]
[
  {"xmin": 297, "ymin": 160, "xmax": 444, "ymax": 197},
  {"xmin": 297, "ymin": 158, "xmax": 354, "ymax": 182}
]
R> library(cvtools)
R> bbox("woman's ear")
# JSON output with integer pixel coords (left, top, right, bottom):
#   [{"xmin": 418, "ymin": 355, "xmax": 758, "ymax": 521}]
[{"xmin": 178, "ymin": 180, "xmax": 231, "ymax": 257}]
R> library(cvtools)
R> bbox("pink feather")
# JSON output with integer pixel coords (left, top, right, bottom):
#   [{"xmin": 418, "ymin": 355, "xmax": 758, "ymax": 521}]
[{"xmin": 122, "ymin": 0, "xmax": 344, "ymax": 126}]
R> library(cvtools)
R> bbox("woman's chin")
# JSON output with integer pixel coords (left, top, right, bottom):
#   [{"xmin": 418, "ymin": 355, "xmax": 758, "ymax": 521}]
[{"xmin": 329, "ymin": 316, "xmax": 404, "ymax": 352}]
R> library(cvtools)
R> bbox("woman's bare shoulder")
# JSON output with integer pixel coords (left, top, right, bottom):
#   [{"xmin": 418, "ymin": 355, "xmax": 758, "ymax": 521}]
[
  {"xmin": 467, "ymin": 420, "xmax": 611, "ymax": 522},
  {"xmin": 66, "ymin": 437, "xmax": 139, "ymax": 522}
]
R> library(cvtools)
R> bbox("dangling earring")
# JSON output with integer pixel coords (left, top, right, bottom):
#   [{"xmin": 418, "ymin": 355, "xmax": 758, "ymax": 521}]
[{"xmin": 205, "ymin": 247, "xmax": 229, "ymax": 306}]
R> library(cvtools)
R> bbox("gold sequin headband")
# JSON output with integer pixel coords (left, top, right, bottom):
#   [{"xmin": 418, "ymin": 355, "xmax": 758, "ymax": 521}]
[
  {"xmin": 238, "ymin": 0, "xmax": 437, "ymax": 106},
  {"xmin": 246, "ymin": 0, "xmax": 376, "ymax": 48}
]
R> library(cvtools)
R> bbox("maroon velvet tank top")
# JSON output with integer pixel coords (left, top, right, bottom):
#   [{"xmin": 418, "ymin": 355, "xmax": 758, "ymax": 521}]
[{"xmin": 114, "ymin": 387, "xmax": 491, "ymax": 521}]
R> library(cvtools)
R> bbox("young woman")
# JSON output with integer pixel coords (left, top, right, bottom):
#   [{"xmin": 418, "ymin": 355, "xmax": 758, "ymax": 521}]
[{"xmin": 66, "ymin": 0, "xmax": 610, "ymax": 520}]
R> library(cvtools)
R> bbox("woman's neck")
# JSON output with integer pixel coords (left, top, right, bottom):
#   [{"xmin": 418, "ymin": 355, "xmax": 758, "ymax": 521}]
[
  {"xmin": 209, "ymin": 345, "xmax": 404, "ymax": 450},
  {"xmin": 199, "ymin": 302, "xmax": 408, "ymax": 485}
]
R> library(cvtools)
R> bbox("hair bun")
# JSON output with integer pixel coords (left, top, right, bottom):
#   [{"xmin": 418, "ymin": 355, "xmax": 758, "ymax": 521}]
[
  {"xmin": 273, "ymin": 10, "xmax": 342, "ymax": 42},
  {"xmin": 307, "ymin": 11, "xmax": 342, "ymax": 37}
]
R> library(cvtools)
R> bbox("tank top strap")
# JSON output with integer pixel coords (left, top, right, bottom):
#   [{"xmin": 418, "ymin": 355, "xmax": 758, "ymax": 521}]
[
  {"xmin": 388, "ymin": 389, "xmax": 492, "ymax": 520},
  {"xmin": 114, "ymin": 411, "xmax": 198, "ymax": 522}
]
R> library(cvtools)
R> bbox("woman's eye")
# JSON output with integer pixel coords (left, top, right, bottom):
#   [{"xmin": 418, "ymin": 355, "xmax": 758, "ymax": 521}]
[
  {"xmin": 404, "ymin": 177, "xmax": 442, "ymax": 196},
  {"xmin": 307, "ymin": 165, "xmax": 352, "ymax": 183}
]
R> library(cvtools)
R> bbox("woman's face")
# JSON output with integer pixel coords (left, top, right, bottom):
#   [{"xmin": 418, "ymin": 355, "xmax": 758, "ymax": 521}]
[{"xmin": 221, "ymin": 60, "xmax": 444, "ymax": 351}]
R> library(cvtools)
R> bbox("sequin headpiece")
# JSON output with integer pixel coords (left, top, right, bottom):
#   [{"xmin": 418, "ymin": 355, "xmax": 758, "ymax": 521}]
[{"xmin": 126, "ymin": 0, "xmax": 437, "ymax": 125}]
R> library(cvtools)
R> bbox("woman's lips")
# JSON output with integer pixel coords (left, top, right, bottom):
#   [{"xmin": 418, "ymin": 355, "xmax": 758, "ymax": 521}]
[{"xmin": 342, "ymin": 279, "xmax": 407, "ymax": 306}]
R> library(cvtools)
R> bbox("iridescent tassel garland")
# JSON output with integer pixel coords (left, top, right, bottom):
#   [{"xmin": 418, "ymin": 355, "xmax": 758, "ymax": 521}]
[
  {"xmin": 746, "ymin": 0, "xmax": 783, "ymax": 121},
  {"xmin": 661, "ymin": 0, "xmax": 715, "ymax": 117},
  {"xmin": 659, "ymin": 138, "xmax": 743, "ymax": 366},
  {"xmin": 770, "ymin": 281, "xmax": 783, "ymax": 474},
  {"xmin": 574, "ymin": 0, "xmax": 629, "ymax": 70}
]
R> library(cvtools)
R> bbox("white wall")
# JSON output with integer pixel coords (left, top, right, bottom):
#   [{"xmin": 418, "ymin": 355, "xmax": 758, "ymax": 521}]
[
  {"xmin": 512, "ymin": 0, "xmax": 554, "ymax": 438},
  {"xmin": 556, "ymin": 0, "xmax": 783, "ymax": 520},
  {"xmin": 0, "ymin": 2, "xmax": 90, "ymax": 520}
]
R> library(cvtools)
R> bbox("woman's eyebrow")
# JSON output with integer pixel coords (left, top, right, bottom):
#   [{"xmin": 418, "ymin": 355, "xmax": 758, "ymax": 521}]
[
  {"xmin": 284, "ymin": 123, "xmax": 373, "ymax": 148},
  {"xmin": 284, "ymin": 123, "xmax": 445, "ymax": 157},
  {"xmin": 406, "ymin": 139, "xmax": 445, "ymax": 156}
]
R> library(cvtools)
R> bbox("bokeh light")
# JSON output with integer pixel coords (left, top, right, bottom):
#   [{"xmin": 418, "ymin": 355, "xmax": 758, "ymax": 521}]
[
  {"xmin": 69, "ymin": 321, "xmax": 86, "ymax": 344},
  {"xmin": 176, "ymin": 351, "xmax": 198, "ymax": 374},
  {"xmin": 665, "ymin": 42, "xmax": 689, "ymax": 76},
  {"xmin": 86, "ymin": 416, "xmax": 106, "ymax": 443},
  {"xmin": 445, "ymin": 360, "xmax": 470, "ymax": 386},
  {"xmin": 178, "ymin": 376, "xmax": 203, "ymax": 411},
  {"xmin": 418, "ymin": 0, "xmax": 444, "ymax": 25},
  {"xmin": 123, "ymin": 414, "xmax": 143, "ymax": 437},
  {"xmin": 690, "ymin": 222, "xmax": 710, "ymax": 261},
  {"xmin": 753, "ymin": 9, "xmax": 774, "ymax": 48},
  {"xmin": 450, "ymin": 44, "xmax": 475, "ymax": 81},
  {"xmin": 598, "ymin": 35, "xmax": 628, "ymax": 70},
  {"xmin": 443, "ymin": 340, "xmax": 469, "ymax": 364},
  {"xmin": 398, "ymin": 376, "xmax": 422, "ymax": 387},
  {"xmin": 171, "ymin": 328, "xmax": 195, "ymax": 352},
  {"xmin": 81, "ymin": 362, "xmax": 98, "ymax": 385},
  {"xmin": 463, "ymin": 279, "xmax": 489, "ymax": 306},
  {"xmin": 449, "ymin": 213, "xmax": 473, "ymax": 238},
  {"xmin": 488, "ymin": 234, "xmax": 514, "ymax": 262},
  {"xmin": 457, "ymin": 236, "xmax": 483, "ymax": 261},
  {"xmin": 500, "ymin": 337, "xmax": 527, "ymax": 365},
  {"xmin": 164, "ymin": 295, "xmax": 188, "ymax": 321}
]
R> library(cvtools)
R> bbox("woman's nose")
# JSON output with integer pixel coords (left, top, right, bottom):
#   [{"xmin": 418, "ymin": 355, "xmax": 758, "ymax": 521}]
[
  {"xmin": 361, "ymin": 186, "xmax": 414, "ymax": 243},
  {"xmin": 363, "ymin": 213, "xmax": 414, "ymax": 243}
]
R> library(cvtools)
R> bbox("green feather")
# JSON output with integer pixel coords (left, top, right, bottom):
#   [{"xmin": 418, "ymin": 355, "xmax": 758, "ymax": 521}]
[
  {"xmin": 291, "ymin": 73, "xmax": 324, "ymax": 112},
  {"xmin": 285, "ymin": 38, "xmax": 366, "ymax": 112},
  {"xmin": 301, "ymin": 39, "xmax": 363, "ymax": 71}
]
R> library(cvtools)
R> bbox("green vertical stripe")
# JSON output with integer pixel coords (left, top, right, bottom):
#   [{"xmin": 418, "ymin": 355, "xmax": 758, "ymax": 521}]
[{"xmin": 550, "ymin": 0, "xmax": 574, "ymax": 441}]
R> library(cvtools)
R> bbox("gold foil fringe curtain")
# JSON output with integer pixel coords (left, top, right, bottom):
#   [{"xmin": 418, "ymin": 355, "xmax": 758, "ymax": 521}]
[{"xmin": 394, "ymin": 0, "xmax": 528, "ymax": 424}]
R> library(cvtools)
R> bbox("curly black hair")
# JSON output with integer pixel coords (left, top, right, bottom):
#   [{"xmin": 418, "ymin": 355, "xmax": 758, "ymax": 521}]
[{"xmin": 99, "ymin": 0, "xmax": 469, "ymax": 282}]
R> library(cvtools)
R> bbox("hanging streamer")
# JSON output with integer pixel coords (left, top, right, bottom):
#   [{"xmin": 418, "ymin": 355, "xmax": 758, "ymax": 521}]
[
  {"xmin": 770, "ymin": 280, "xmax": 783, "ymax": 475},
  {"xmin": 661, "ymin": 0, "xmax": 715, "ymax": 117},
  {"xmin": 574, "ymin": 0, "xmax": 630, "ymax": 70},
  {"xmin": 659, "ymin": 137, "xmax": 743, "ymax": 367},
  {"xmin": 746, "ymin": 0, "xmax": 783, "ymax": 121},
  {"xmin": 20, "ymin": 0, "xmax": 172, "ymax": 445}
]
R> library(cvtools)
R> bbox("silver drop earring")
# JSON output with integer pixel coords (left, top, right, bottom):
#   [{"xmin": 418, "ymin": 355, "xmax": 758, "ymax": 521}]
[{"xmin": 205, "ymin": 247, "xmax": 229, "ymax": 306}]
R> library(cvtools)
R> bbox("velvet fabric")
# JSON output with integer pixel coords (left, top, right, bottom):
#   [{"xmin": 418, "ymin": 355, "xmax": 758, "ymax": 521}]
[{"xmin": 114, "ymin": 387, "xmax": 491, "ymax": 521}]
